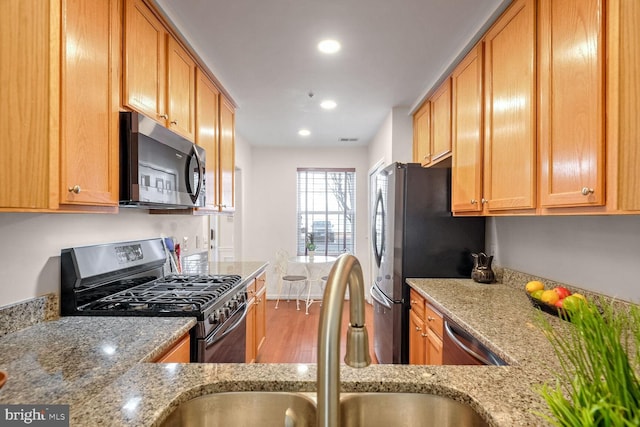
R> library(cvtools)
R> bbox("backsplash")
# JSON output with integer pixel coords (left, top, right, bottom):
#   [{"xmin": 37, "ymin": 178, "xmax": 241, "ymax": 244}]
[{"xmin": 0, "ymin": 294, "xmax": 58, "ymax": 338}]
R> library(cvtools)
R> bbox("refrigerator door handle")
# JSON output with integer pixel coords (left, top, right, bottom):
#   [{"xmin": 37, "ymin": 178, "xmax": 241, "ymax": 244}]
[
  {"xmin": 372, "ymin": 189, "xmax": 385, "ymax": 268},
  {"xmin": 371, "ymin": 284, "xmax": 400, "ymax": 308}
]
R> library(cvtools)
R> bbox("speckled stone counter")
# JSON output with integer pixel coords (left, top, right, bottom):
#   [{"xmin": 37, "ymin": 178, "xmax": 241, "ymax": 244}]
[
  {"xmin": 64, "ymin": 277, "xmax": 567, "ymax": 427},
  {"xmin": 0, "ymin": 316, "xmax": 195, "ymax": 407},
  {"xmin": 2, "ymin": 266, "xmax": 571, "ymax": 427},
  {"xmin": 208, "ymin": 261, "xmax": 268, "ymax": 281}
]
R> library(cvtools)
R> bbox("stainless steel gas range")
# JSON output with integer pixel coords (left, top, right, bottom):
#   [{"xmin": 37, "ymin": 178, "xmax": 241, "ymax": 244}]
[{"xmin": 60, "ymin": 238, "xmax": 247, "ymax": 363}]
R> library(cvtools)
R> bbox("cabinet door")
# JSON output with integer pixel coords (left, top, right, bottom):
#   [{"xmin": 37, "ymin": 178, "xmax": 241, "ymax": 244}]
[
  {"xmin": 167, "ymin": 36, "xmax": 196, "ymax": 141},
  {"xmin": 539, "ymin": 0, "xmax": 605, "ymax": 207},
  {"xmin": 1, "ymin": 0, "xmax": 53, "ymax": 209},
  {"xmin": 614, "ymin": 0, "xmax": 640, "ymax": 211},
  {"xmin": 412, "ymin": 102, "xmax": 431, "ymax": 166},
  {"xmin": 245, "ymin": 299, "xmax": 256, "ymax": 363},
  {"xmin": 219, "ymin": 96, "xmax": 235, "ymax": 212},
  {"xmin": 408, "ymin": 309, "xmax": 426, "ymax": 364},
  {"xmin": 256, "ymin": 284, "xmax": 267, "ymax": 354},
  {"xmin": 452, "ymin": 44, "xmax": 484, "ymax": 213},
  {"xmin": 195, "ymin": 69, "xmax": 220, "ymax": 210},
  {"xmin": 426, "ymin": 329, "xmax": 443, "ymax": 365},
  {"xmin": 430, "ymin": 78, "xmax": 452, "ymax": 164},
  {"xmin": 60, "ymin": 0, "xmax": 119, "ymax": 206},
  {"xmin": 123, "ymin": 0, "xmax": 166, "ymax": 123},
  {"xmin": 155, "ymin": 333, "xmax": 190, "ymax": 363},
  {"xmin": 483, "ymin": 0, "xmax": 536, "ymax": 211}
]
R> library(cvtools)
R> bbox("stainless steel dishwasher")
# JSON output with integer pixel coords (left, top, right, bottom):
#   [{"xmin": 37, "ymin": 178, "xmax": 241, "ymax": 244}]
[{"xmin": 442, "ymin": 317, "xmax": 507, "ymax": 366}]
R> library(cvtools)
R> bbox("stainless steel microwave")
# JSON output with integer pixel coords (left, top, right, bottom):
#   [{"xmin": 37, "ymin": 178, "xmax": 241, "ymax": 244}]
[{"xmin": 119, "ymin": 111, "xmax": 206, "ymax": 209}]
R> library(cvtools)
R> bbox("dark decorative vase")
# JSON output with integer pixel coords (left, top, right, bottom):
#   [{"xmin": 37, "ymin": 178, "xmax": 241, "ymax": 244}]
[{"xmin": 471, "ymin": 253, "xmax": 495, "ymax": 284}]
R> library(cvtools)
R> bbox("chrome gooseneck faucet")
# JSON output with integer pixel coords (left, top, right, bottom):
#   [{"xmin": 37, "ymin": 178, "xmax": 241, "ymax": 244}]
[{"xmin": 317, "ymin": 254, "xmax": 371, "ymax": 427}]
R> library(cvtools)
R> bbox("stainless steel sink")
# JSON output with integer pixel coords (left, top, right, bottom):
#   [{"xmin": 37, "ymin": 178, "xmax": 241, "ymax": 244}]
[
  {"xmin": 160, "ymin": 391, "xmax": 489, "ymax": 427},
  {"xmin": 160, "ymin": 392, "xmax": 317, "ymax": 427},
  {"xmin": 339, "ymin": 393, "xmax": 489, "ymax": 427}
]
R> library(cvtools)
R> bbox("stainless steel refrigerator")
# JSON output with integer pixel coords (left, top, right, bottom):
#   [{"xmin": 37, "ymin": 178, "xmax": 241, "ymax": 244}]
[{"xmin": 370, "ymin": 163, "xmax": 485, "ymax": 364}]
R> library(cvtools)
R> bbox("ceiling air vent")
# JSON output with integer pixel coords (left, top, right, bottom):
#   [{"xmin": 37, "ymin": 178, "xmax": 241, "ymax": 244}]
[{"xmin": 338, "ymin": 137, "xmax": 359, "ymax": 142}]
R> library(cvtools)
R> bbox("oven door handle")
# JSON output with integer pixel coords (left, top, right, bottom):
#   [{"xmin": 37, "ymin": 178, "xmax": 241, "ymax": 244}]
[{"xmin": 205, "ymin": 304, "xmax": 248, "ymax": 346}]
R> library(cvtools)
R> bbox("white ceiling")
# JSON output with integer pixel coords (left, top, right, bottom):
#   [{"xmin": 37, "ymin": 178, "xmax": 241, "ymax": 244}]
[{"xmin": 154, "ymin": 0, "xmax": 510, "ymax": 147}]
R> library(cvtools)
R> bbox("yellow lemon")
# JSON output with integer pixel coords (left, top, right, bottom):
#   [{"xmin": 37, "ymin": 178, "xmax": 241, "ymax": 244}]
[
  {"xmin": 540, "ymin": 289, "xmax": 559, "ymax": 305},
  {"xmin": 525, "ymin": 280, "xmax": 545, "ymax": 293}
]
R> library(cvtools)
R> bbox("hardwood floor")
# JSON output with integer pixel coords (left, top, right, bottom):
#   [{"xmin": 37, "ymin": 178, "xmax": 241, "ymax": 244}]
[{"xmin": 256, "ymin": 298, "xmax": 378, "ymax": 364}]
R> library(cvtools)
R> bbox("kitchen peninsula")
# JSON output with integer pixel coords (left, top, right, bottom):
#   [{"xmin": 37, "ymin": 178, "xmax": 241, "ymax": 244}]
[{"xmin": 2, "ymin": 266, "xmax": 614, "ymax": 426}]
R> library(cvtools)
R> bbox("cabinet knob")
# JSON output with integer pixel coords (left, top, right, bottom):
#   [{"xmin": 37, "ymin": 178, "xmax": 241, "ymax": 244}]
[
  {"xmin": 470, "ymin": 199, "xmax": 477, "ymax": 204},
  {"xmin": 170, "ymin": 120, "xmax": 178, "ymax": 125},
  {"xmin": 481, "ymin": 198, "xmax": 488, "ymax": 204},
  {"xmin": 581, "ymin": 187, "xmax": 594, "ymax": 196},
  {"xmin": 427, "ymin": 316, "xmax": 435, "ymax": 322},
  {"xmin": 421, "ymin": 333, "xmax": 428, "ymax": 338},
  {"xmin": 159, "ymin": 114, "xmax": 168, "ymax": 119},
  {"xmin": 68, "ymin": 185, "xmax": 81, "ymax": 194},
  {"xmin": 415, "ymin": 326, "xmax": 422, "ymax": 331}
]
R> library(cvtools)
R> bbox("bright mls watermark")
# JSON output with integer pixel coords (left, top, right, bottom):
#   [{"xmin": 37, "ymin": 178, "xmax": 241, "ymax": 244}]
[{"xmin": 0, "ymin": 405, "xmax": 69, "ymax": 426}]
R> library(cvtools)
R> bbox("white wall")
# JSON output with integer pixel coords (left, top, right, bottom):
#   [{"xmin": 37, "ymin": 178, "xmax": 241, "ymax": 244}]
[
  {"xmin": 367, "ymin": 106, "xmax": 413, "ymax": 168},
  {"xmin": 487, "ymin": 216, "xmax": 640, "ymax": 303},
  {"xmin": 368, "ymin": 111, "xmax": 393, "ymax": 168},
  {"xmin": 243, "ymin": 146, "xmax": 370, "ymax": 298},
  {"xmin": 390, "ymin": 107, "xmax": 413, "ymax": 163},
  {"xmin": 0, "ymin": 210, "xmax": 208, "ymax": 306}
]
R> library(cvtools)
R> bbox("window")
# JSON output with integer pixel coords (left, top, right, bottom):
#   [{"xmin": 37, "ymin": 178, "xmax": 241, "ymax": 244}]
[{"xmin": 297, "ymin": 168, "xmax": 356, "ymax": 256}]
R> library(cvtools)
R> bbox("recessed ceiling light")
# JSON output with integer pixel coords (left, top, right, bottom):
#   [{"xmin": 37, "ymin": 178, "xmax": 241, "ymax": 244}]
[
  {"xmin": 318, "ymin": 39, "xmax": 341, "ymax": 54},
  {"xmin": 320, "ymin": 100, "xmax": 337, "ymax": 110},
  {"xmin": 298, "ymin": 129, "xmax": 311, "ymax": 136}
]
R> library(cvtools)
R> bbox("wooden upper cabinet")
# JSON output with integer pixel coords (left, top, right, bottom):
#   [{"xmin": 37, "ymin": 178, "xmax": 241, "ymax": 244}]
[
  {"xmin": 61, "ymin": 0, "xmax": 120, "ymax": 207},
  {"xmin": 123, "ymin": 0, "xmax": 166, "ymax": 123},
  {"xmin": 452, "ymin": 43, "xmax": 484, "ymax": 213},
  {"xmin": 219, "ymin": 96, "xmax": 235, "ymax": 212},
  {"xmin": 195, "ymin": 69, "xmax": 220, "ymax": 211},
  {"xmin": 1, "ymin": 0, "xmax": 119, "ymax": 211},
  {"xmin": 430, "ymin": 78, "xmax": 452, "ymax": 164},
  {"xmin": 167, "ymin": 37, "xmax": 196, "ymax": 140},
  {"xmin": 612, "ymin": 0, "xmax": 640, "ymax": 212},
  {"xmin": 483, "ymin": 0, "xmax": 536, "ymax": 212},
  {"xmin": 412, "ymin": 102, "xmax": 431, "ymax": 166},
  {"xmin": 124, "ymin": 0, "xmax": 195, "ymax": 141},
  {"xmin": 538, "ymin": 0, "xmax": 605, "ymax": 208},
  {"xmin": 413, "ymin": 79, "xmax": 452, "ymax": 168}
]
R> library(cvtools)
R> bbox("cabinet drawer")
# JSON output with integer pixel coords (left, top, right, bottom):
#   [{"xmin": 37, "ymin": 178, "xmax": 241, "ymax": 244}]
[
  {"xmin": 409, "ymin": 289, "xmax": 425, "ymax": 319},
  {"xmin": 424, "ymin": 303, "xmax": 443, "ymax": 338}
]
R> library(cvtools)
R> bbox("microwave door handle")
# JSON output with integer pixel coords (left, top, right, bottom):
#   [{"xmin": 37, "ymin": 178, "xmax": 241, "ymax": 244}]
[
  {"xmin": 186, "ymin": 147, "xmax": 203, "ymax": 203},
  {"xmin": 193, "ymin": 148, "xmax": 204, "ymax": 201}
]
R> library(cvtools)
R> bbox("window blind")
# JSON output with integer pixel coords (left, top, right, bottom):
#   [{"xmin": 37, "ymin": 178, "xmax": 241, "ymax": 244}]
[{"xmin": 296, "ymin": 168, "xmax": 356, "ymax": 256}]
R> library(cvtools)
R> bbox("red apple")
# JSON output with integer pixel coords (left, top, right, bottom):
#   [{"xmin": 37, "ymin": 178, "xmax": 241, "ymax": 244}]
[
  {"xmin": 554, "ymin": 286, "xmax": 571, "ymax": 299},
  {"xmin": 554, "ymin": 299, "xmax": 564, "ymax": 308}
]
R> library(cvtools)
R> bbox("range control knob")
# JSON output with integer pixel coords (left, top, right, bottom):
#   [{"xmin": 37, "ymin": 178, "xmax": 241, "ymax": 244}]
[
  {"xmin": 217, "ymin": 309, "xmax": 226, "ymax": 324},
  {"xmin": 207, "ymin": 312, "xmax": 219, "ymax": 325}
]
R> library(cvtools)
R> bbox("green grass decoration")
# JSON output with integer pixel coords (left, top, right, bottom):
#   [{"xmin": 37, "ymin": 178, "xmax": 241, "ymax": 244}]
[{"xmin": 535, "ymin": 299, "xmax": 640, "ymax": 426}]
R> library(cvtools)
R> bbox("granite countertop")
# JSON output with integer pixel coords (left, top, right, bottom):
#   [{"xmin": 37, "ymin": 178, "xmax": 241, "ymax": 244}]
[
  {"xmin": 1, "ymin": 265, "xmax": 569, "ymax": 426},
  {"xmin": 0, "ymin": 316, "xmax": 196, "ymax": 406}
]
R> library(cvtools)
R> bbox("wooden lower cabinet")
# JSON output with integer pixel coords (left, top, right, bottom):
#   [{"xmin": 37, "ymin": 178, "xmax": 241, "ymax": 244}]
[
  {"xmin": 154, "ymin": 333, "xmax": 190, "ymax": 363},
  {"xmin": 246, "ymin": 297, "xmax": 257, "ymax": 363},
  {"xmin": 408, "ymin": 289, "xmax": 443, "ymax": 365},
  {"xmin": 408, "ymin": 309, "xmax": 426, "ymax": 364},
  {"xmin": 246, "ymin": 272, "xmax": 267, "ymax": 363}
]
